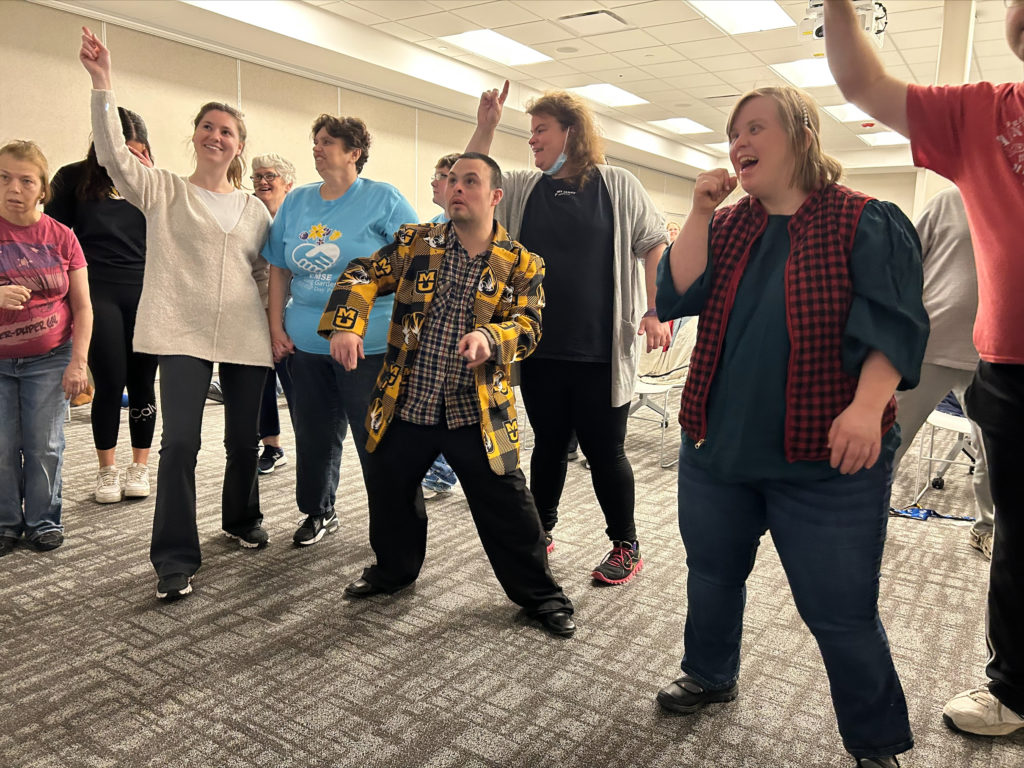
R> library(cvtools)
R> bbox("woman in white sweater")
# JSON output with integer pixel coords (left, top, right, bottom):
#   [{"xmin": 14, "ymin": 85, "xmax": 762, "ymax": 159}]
[{"xmin": 80, "ymin": 27, "xmax": 273, "ymax": 601}]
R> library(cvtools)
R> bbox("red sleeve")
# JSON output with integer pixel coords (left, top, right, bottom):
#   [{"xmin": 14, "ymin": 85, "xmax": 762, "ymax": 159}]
[{"xmin": 907, "ymin": 83, "xmax": 971, "ymax": 181}]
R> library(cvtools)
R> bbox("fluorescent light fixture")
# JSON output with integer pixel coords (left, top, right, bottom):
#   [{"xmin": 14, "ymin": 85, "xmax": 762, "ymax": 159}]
[
  {"xmin": 568, "ymin": 84, "xmax": 648, "ymax": 107},
  {"xmin": 688, "ymin": 0, "xmax": 795, "ymax": 35},
  {"xmin": 439, "ymin": 29, "xmax": 551, "ymax": 67},
  {"xmin": 823, "ymin": 103, "xmax": 872, "ymax": 122},
  {"xmin": 858, "ymin": 131, "xmax": 910, "ymax": 146},
  {"xmin": 704, "ymin": 142, "xmax": 731, "ymax": 155},
  {"xmin": 769, "ymin": 58, "xmax": 836, "ymax": 88},
  {"xmin": 650, "ymin": 117, "xmax": 714, "ymax": 134}
]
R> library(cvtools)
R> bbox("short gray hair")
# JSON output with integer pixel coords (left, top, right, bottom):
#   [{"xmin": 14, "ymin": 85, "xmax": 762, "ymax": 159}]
[{"xmin": 251, "ymin": 153, "xmax": 296, "ymax": 185}]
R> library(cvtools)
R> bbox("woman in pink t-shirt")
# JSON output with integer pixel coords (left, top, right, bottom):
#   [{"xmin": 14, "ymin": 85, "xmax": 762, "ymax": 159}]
[{"xmin": 0, "ymin": 140, "xmax": 93, "ymax": 556}]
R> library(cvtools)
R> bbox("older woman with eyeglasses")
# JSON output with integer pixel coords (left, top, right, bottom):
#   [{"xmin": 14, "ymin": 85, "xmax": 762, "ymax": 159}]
[
  {"xmin": 263, "ymin": 115, "xmax": 415, "ymax": 548},
  {"xmin": 248, "ymin": 154, "xmax": 296, "ymax": 475}
]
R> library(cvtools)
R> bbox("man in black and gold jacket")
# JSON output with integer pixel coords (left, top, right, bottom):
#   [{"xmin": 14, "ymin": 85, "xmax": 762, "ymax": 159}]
[{"xmin": 318, "ymin": 152, "xmax": 575, "ymax": 638}]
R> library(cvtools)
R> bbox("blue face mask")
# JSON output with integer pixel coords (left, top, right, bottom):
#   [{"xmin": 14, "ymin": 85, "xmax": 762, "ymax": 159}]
[{"xmin": 542, "ymin": 129, "xmax": 571, "ymax": 176}]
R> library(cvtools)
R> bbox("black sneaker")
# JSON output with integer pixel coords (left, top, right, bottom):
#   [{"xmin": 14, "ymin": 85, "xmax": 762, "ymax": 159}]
[
  {"xmin": 0, "ymin": 535, "xmax": 18, "ymax": 557},
  {"xmin": 657, "ymin": 675, "xmax": 738, "ymax": 714},
  {"xmin": 29, "ymin": 530, "xmax": 64, "ymax": 552},
  {"xmin": 545, "ymin": 533, "xmax": 555, "ymax": 554},
  {"xmin": 224, "ymin": 525, "xmax": 269, "ymax": 549},
  {"xmin": 293, "ymin": 511, "xmax": 339, "ymax": 546},
  {"xmin": 856, "ymin": 758, "xmax": 900, "ymax": 768},
  {"xmin": 257, "ymin": 446, "xmax": 286, "ymax": 474},
  {"xmin": 592, "ymin": 540, "xmax": 643, "ymax": 584},
  {"xmin": 156, "ymin": 573, "xmax": 193, "ymax": 600}
]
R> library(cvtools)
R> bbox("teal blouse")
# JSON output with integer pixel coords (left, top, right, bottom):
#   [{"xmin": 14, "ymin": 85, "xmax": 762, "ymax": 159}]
[{"xmin": 656, "ymin": 201, "xmax": 929, "ymax": 483}]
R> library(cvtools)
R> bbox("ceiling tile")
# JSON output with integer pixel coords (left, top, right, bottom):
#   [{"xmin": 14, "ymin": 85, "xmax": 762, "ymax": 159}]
[
  {"xmin": 973, "ymin": 20, "xmax": 1008, "ymax": 43},
  {"xmin": 431, "ymin": 0, "xmax": 489, "ymax": 8},
  {"xmin": 744, "ymin": 44, "xmax": 814, "ymax": 66},
  {"xmin": 453, "ymin": 2, "xmax": 541, "ymax": 26},
  {"xmin": 898, "ymin": 46, "xmax": 938, "ymax": 65},
  {"xmin": 402, "ymin": 12, "xmax": 480, "ymax": 37},
  {"xmin": 544, "ymin": 72, "xmax": 602, "ymax": 88},
  {"xmin": 677, "ymin": 36, "xmax": 745, "ymax": 60},
  {"xmin": 318, "ymin": 1, "xmax": 388, "ymax": 24},
  {"xmin": 589, "ymin": 66, "xmax": 657, "ymax": 84},
  {"xmin": 614, "ymin": 46, "xmax": 685, "ymax": 67},
  {"xmin": 371, "ymin": 21, "xmax": 433, "ymax": 42},
  {"xmin": 665, "ymin": 71, "xmax": 729, "ymax": 90},
  {"xmin": 561, "ymin": 52, "xmax": 631, "ymax": 71},
  {"xmin": 733, "ymin": 27, "xmax": 805, "ymax": 53},
  {"xmin": 588, "ymin": 28, "xmax": 664, "ymax": 53},
  {"xmin": 615, "ymin": 103, "xmax": 681, "ymax": 120},
  {"xmin": 497, "ymin": 20, "xmax": 575, "ymax": 45},
  {"xmin": 641, "ymin": 59, "xmax": 708, "ymax": 79},
  {"xmin": 612, "ymin": 0, "xmax": 701, "ymax": 26},
  {"xmin": 696, "ymin": 52, "xmax": 765, "ymax": 73},
  {"xmin": 885, "ymin": 6, "xmax": 945, "ymax": 31},
  {"xmin": 717, "ymin": 65, "xmax": 776, "ymax": 91},
  {"xmin": 348, "ymin": 0, "xmax": 441, "ymax": 21},
  {"xmin": 647, "ymin": 18, "xmax": 723, "ymax": 45},
  {"xmin": 975, "ymin": 39, "xmax": 1016, "ymax": 59},
  {"xmin": 515, "ymin": 0, "xmax": 605, "ymax": 20},
  {"xmin": 513, "ymin": 59, "xmax": 578, "ymax": 77},
  {"xmin": 531, "ymin": 38, "xmax": 606, "ymax": 59},
  {"xmin": 888, "ymin": 28, "xmax": 941, "ymax": 51}
]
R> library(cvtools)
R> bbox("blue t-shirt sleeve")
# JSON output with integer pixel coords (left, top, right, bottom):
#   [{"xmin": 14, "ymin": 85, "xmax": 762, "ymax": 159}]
[
  {"xmin": 842, "ymin": 200, "xmax": 930, "ymax": 390},
  {"xmin": 380, "ymin": 192, "xmax": 418, "ymax": 242},
  {"xmin": 261, "ymin": 197, "xmax": 288, "ymax": 268}
]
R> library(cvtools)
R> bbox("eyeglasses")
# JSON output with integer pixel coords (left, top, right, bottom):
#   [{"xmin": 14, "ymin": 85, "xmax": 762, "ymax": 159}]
[
  {"xmin": 430, "ymin": 172, "xmax": 449, "ymax": 183},
  {"xmin": 250, "ymin": 172, "xmax": 280, "ymax": 182}
]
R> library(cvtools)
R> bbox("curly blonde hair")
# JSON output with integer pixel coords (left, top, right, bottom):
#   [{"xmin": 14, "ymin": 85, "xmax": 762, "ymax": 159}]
[{"xmin": 525, "ymin": 91, "xmax": 605, "ymax": 179}]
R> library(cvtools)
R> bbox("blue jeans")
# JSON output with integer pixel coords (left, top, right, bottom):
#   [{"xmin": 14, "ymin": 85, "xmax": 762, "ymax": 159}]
[
  {"xmin": 287, "ymin": 349, "xmax": 382, "ymax": 517},
  {"xmin": 0, "ymin": 341, "xmax": 71, "ymax": 540},
  {"xmin": 675, "ymin": 455, "xmax": 913, "ymax": 759}
]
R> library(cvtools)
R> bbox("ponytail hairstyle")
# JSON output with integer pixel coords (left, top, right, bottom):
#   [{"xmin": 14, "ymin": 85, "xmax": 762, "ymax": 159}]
[
  {"xmin": 79, "ymin": 107, "xmax": 151, "ymax": 200},
  {"xmin": 193, "ymin": 101, "xmax": 248, "ymax": 189}
]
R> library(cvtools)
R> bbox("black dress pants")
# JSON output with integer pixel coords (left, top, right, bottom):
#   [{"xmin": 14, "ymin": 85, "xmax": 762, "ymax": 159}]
[
  {"xmin": 150, "ymin": 356, "xmax": 267, "ymax": 577},
  {"xmin": 966, "ymin": 361, "xmax": 1024, "ymax": 715},
  {"xmin": 519, "ymin": 357, "xmax": 636, "ymax": 541},
  {"xmin": 361, "ymin": 417, "xmax": 572, "ymax": 617}
]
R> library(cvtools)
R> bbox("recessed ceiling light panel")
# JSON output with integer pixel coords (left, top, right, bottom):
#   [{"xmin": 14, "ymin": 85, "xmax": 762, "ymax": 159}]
[
  {"xmin": 858, "ymin": 131, "xmax": 909, "ymax": 146},
  {"xmin": 439, "ymin": 30, "xmax": 552, "ymax": 67},
  {"xmin": 568, "ymin": 84, "xmax": 648, "ymax": 107},
  {"xmin": 823, "ymin": 103, "xmax": 872, "ymax": 122},
  {"xmin": 768, "ymin": 58, "xmax": 836, "ymax": 88},
  {"xmin": 650, "ymin": 118, "xmax": 713, "ymax": 134},
  {"xmin": 688, "ymin": 0, "xmax": 795, "ymax": 35}
]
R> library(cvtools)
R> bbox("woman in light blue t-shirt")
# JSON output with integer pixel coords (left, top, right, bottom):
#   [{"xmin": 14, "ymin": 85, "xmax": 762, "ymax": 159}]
[{"xmin": 263, "ymin": 114, "xmax": 416, "ymax": 548}]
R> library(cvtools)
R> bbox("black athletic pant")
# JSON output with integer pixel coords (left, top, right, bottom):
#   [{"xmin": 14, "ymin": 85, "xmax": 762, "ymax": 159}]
[
  {"xmin": 360, "ymin": 417, "xmax": 572, "ymax": 617},
  {"xmin": 88, "ymin": 279, "xmax": 158, "ymax": 451},
  {"xmin": 966, "ymin": 361, "xmax": 1024, "ymax": 715},
  {"xmin": 520, "ymin": 357, "xmax": 636, "ymax": 542},
  {"xmin": 150, "ymin": 355, "xmax": 267, "ymax": 578}
]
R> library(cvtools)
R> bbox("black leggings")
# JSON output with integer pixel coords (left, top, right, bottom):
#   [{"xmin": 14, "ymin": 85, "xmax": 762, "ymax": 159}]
[
  {"xmin": 519, "ymin": 357, "xmax": 636, "ymax": 542},
  {"xmin": 88, "ymin": 279, "xmax": 158, "ymax": 451}
]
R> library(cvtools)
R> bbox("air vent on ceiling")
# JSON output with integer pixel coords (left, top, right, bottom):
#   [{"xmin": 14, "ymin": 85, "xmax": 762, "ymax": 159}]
[{"xmin": 556, "ymin": 10, "xmax": 630, "ymax": 37}]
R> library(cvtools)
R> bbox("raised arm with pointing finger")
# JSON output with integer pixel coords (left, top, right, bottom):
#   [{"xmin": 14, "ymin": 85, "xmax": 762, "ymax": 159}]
[{"xmin": 822, "ymin": 0, "xmax": 909, "ymax": 137}]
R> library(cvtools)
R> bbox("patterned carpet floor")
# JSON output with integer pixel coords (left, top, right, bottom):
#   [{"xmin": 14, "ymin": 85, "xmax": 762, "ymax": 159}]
[{"xmin": 1, "ymin": 389, "xmax": 1021, "ymax": 768}]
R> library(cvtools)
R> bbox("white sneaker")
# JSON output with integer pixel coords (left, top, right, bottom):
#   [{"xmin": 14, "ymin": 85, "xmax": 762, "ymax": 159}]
[
  {"xmin": 124, "ymin": 463, "xmax": 151, "ymax": 498},
  {"xmin": 943, "ymin": 686, "xmax": 1024, "ymax": 736},
  {"xmin": 969, "ymin": 528, "xmax": 993, "ymax": 560},
  {"xmin": 94, "ymin": 465, "xmax": 123, "ymax": 503}
]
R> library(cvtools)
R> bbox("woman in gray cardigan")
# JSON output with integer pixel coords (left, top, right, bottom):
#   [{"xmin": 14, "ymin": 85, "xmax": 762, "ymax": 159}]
[
  {"xmin": 81, "ymin": 27, "xmax": 272, "ymax": 601},
  {"xmin": 467, "ymin": 83, "xmax": 671, "ymax": 586}
]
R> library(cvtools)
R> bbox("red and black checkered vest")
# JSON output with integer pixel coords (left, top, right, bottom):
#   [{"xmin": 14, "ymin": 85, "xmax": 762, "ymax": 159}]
[{"xmin": 679, "ymin": 184, "xmax": 897, "ymax": 462}]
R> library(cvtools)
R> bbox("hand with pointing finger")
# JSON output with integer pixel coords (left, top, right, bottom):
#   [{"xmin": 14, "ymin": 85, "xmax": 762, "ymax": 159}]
[{"xmin": 477, "ymin": 80, "xmax": 509, "ymax": 131}]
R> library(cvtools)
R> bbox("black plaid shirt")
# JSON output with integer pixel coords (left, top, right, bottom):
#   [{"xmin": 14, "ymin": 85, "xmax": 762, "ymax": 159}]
[{"xmin": 398, "ymin": 232, "xmax": 489, "ymax": 428}]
